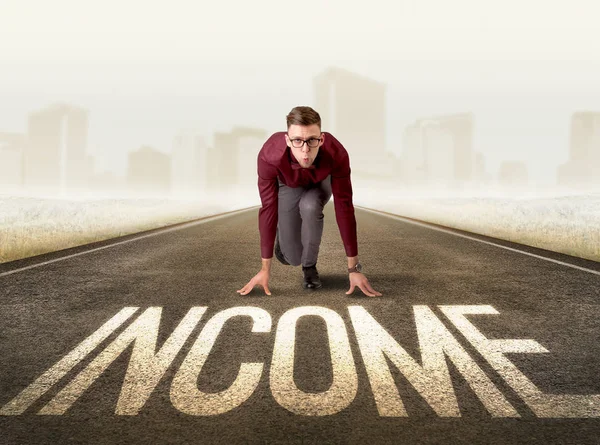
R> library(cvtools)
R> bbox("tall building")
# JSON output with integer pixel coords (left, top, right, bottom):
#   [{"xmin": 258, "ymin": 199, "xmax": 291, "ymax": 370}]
[
  {"xmin": 208, "ymin": 126, "xmax": 267, "ymax": 191},
  {"xmin": 557, "ymin": 111, "xmax": 600, "ymax": 188},
  {"xmin": 237, "ymin": 131, "xmax": 269, "ymax": 190},
  {"xmin": 401, "ymin": 122, "xmax": 428, "ymax": 184},
  {"xmin": 422, "ymin": 120, "xmax": 455, "ymax": 185},
  {"xmin": 473, "ymin": 152, "xmax": 489, "ymax": 185},
  {"xmin": 24, "ymin": 103, "xmax": 90, "ymax": 195},
  {"xmin": 127, "ymin": 146, "xmax": 171, "ymax": 197},
  {"xmin": 314, "ymin": 67, "xmax": 388, "ymax": 177},
  {"xmin": 0, "ymin": 132, "xmax": 26, "ymax": 191},
  {"xmin": 171, "ymin": 130, "xmax": 209, "ymax": 199},
  {"xmin": 401, "ymin": 113, "xmax": 474, "ymax": 188}
]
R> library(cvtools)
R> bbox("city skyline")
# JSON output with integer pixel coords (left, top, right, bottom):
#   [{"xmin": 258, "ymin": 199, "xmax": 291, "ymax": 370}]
[
  {"xmin": 1, "ymin": 67, "xmax": 599, "ymax": 198},
  {"xmin": 2, "ymin": 1, "xmax": 600, "ymax": 187},
  {"xmin": 2, "ymin": 59, "xmax": 599, "ymax": 188}
]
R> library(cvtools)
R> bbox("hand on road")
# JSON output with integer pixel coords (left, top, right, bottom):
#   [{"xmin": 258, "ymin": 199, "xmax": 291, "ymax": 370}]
[
  {"xmin": 237, "ymin": 269, "xmax": 271, "ymax": 296},
  {"xmin": 346, "ymin": 272, "xmax": 382, "ymax": 297}
]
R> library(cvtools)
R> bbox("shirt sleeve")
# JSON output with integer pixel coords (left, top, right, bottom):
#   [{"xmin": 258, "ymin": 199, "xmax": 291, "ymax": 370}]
[
  {"xmin": 331, "ymin": 149, "xmax": 358, "ymax": 257},
  {"xmin": 257, "ymin": 153, "xmax": 279, "ymax": 259}
]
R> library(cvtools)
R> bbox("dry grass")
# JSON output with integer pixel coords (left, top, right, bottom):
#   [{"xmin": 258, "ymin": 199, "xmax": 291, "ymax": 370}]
[
  {"xmin": 2, "ymin": 186, "xmax": 599, "ymax": 265},
  {"xmin": 353, "ymin": 181, "xmax": 600, "ymax": 263},
  {"xmin": 0, "ymin": 195, "xmax": 252, "ymax": 264}
]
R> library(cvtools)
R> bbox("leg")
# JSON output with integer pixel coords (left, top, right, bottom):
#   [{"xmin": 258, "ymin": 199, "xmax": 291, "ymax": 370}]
[
  {"xmin": 298, "ymin": 175, "xmax": 332, "ymax": 268},
  {"xmin": 277, "ymin": 178, "xmax": 304, "ymax": 266}
]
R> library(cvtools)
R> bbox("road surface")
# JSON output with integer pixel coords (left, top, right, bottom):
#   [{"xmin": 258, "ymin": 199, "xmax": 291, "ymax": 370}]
[{"xmin": 1, "ymin": 206, "xmax": 600, "ymax": 444}]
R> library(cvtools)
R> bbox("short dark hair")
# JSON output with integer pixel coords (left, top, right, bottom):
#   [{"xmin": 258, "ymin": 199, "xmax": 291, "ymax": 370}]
[{"xmin": 286, "ymin": 106, "xmax": 321, "ymax": 130}]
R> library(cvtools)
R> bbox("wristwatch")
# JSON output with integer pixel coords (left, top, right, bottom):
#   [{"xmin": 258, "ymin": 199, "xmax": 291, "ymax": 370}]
[{"xmin": 348, "ymin": 263, "xmax": 362, "ymax": 274}]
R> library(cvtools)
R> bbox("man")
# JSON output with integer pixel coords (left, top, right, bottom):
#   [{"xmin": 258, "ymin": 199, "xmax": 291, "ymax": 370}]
[{"xmin": 237, "ymin": 106, "xmax": 382, "ymax": 297}]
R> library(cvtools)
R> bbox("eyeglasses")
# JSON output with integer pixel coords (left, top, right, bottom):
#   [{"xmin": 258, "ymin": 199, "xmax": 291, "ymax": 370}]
[{"xmin": 287, "ymin": 133, "xmax": 322, "ymax": 148}]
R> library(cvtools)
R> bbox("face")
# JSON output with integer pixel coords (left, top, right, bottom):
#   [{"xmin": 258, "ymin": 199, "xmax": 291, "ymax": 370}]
[{"xmin": 285, "ymin": 124, "xmax": 324, "ymax": 168}]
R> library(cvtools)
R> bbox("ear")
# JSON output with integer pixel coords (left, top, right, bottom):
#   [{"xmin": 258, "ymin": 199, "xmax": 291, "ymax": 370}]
[{"xmin": 320, "ymin": 132, "xmax": 325, "ymax": 146}]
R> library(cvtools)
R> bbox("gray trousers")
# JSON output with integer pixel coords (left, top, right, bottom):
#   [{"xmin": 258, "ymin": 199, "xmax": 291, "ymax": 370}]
[{"xmin": 277, "ymin": 175, "xmax": 332, "ymax": 267}]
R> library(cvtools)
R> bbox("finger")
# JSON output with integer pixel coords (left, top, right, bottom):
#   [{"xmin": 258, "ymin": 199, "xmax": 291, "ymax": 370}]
[
  {"xmin": 238, "ymin": 283, "xmax": 253, "ymax": 296},
  {"xmin": 263, "ymin": 284, "xmax": 271, "ymax": 296},
  {"xmin": 358, "ymin": 284, "xmax": 376, "ymax": 297},
  {"xmin": 365, "ymin": 282, "xmax": 382, "ymax": 296},
  {"xmin": 346, "ymin": 282, "xmax": 356, "ymax": 295}
]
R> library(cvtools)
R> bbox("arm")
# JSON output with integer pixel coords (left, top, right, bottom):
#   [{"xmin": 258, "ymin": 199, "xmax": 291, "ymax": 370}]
[
  {"xmin": 257, "ymin": 163, "xmax": 279, "ymax": 259},
  {"xmin": 330, "ymin": 149, "xmax": 358, "ymax": 258},
  {"xmin": 237, "ymin": 153, "xmax": 279, "ymax": 296},
  {"xmin": 331, "ymin": 150, "xmax": 382, "ymax": 297}
]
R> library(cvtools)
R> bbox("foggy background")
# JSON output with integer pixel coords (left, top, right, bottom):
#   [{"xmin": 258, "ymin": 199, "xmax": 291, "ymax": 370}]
[{"xmin": 1, "ymin": 0, "xmax": 599, "ymax": 263}]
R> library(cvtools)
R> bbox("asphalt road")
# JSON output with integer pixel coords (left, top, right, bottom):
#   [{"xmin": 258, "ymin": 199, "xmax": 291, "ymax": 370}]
[{"xmin": 1, "ymin": 206, "xmax": 600, "ymax": 445}]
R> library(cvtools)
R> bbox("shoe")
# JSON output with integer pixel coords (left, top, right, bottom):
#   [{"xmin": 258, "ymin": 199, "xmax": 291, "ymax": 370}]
[
  {"xmin": 302, "ymin": 265, "xmax": 322, "ymax": 289},
  {"xmin": 274, "ymin": 236, "xmax": 289, "ymax": 265}
]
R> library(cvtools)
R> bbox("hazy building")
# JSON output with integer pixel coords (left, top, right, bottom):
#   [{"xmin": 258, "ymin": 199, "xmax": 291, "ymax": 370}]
[
  {"xmin": 0, "ymin": 132, "xmax": 26, "ymax": 191},
  {"xmin": 401, "ymin": 122, "xmax": 428, "ymax": 184},
  {"xmin": 423, "ymin": 120, "xmax": 455, "ymax": 186},
  {"xmin": 24, "ymin": 103, "xmax": 90, "ymax": 195},
  {"xmin": 557, "ymin": 111, "xmax": 600, "ymax": 188},
  {"xmin": 208, "ymin": 126, "xmax": 267, "ymax": 191},
  {"xmin": 237, "ymin": 132, "xmax": 269, "ymax": 190},
  {"xmin": 171, "ymin": 130, "xmax": 210, "ymax": 199},
  {"xmin": 127, "ymin": 146, "xmax": 171, "ymax": 197},
  {"xmin": 209, "ymin": 131, "xmax": 236, "ymax": 190},
  {"xmin": 499, "ymin": 161, "xmax": 529, "ymax": 188},
  {"xmin": 314, "ymin": 66, "xmax": 389, "ymax": 177},
  {"xmin": 401, "ymin": 113, "xmax": 474, "ymax": 188},
  {"xmin": 473, "ymin": 152, "xmax": 491, "ymax": 185}
]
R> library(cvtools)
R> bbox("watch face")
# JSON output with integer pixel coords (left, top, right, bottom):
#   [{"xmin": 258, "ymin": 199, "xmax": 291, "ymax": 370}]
[{"xmin": 356, "ymin": 263, "xmax": 362, "ymax": 272}]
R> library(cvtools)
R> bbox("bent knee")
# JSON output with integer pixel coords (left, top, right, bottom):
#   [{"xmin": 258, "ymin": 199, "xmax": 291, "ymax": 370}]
[{"xmin": 299, "ymin": 198, "xmax": 323, "ymax": 217}]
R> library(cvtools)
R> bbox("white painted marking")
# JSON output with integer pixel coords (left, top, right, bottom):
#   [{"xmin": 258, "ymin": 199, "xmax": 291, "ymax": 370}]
[
  {"xmin": 348, "ymin": 305, "xmax": 518, "ymax": 417},
  {"xmin": 0, "ymin": 307, "xmax": 139, "ymax": 415},
  {"xmin": 270, "ymin": 306, "xmax": 358, "ymax": 416},
  {"xmin": 116, "ymin": 307, "xmax": 207, "ymax": 415},
  {"xmin": 441, "ymin": 305, "xmax": 600, "ymax": 418},
  {"xmin": 39, "ymin": 307, "xmax": 207, "ymax": 415},
  {"xmin": 358, "ymin": 206, "xmax": 600, "ymax": 276},
  {"xmin": 0, "ymin": 206, "xmax": 259, "ymax": 278},
  {"xmin": 171, "ymin": 306, "xmax": 271, "ymax": 416}
]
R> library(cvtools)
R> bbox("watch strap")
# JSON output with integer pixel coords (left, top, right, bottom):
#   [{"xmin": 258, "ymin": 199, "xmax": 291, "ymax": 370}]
[{"xmin": 348, "ymin": 263, "xmax": 362, "ymax": 273}]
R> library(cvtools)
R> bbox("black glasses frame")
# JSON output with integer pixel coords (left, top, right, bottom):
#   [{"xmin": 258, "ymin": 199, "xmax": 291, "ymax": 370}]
[{"xmin": 287, "ymin": 133, "xmax": 323, "ymax": 148}]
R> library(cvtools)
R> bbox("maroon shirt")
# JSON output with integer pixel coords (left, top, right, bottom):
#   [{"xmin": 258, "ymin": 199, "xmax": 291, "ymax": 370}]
[{"xmin": 257, "ymin": 131, "xmax": 358, "ymax": 259}]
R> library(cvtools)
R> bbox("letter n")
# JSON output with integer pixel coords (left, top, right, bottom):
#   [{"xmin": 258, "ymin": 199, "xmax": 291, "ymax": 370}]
[{"xmin": 37, "ymin": 307, "xmax": 206, "ymax": 415}]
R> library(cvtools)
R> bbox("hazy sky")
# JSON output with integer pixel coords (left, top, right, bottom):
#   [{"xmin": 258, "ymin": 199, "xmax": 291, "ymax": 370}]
[{"xmin": 1, "ymin": 0, "xmax": 599, "ymax": 183}]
